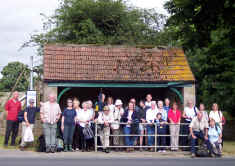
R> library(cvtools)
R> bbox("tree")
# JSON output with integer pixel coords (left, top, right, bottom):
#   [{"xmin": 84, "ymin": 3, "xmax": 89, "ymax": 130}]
[
  {"xmin": 0, "ymin": 62, "xmax": 30, "ymax": 92},
  {"xmin": 22, "ymin": 0, "xmax": 167, "ymax": 50},
  {"xmin": 164, "ymin": 0, "xmax": 235, "ymax": 115}
]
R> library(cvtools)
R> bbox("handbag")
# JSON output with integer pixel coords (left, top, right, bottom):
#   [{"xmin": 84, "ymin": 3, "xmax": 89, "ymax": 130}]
[
  {"xmin": 83, "ymin": 125, "xmax": 94, "ymax": 140},
  {"xmin": 23, "ymin": 127, "xmax": 34, "ymax": 142}
]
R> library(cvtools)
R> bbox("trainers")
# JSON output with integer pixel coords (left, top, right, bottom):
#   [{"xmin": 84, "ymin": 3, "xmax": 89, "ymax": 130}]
[{"xmin": 162, "ymin": 150, "xmax": 166, "ymax": 153}]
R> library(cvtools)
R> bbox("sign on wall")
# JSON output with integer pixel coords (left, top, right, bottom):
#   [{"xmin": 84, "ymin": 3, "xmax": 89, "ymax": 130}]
[{"xmin": 26, "ymin": 90, "xmax": 37, "ymax": 107}]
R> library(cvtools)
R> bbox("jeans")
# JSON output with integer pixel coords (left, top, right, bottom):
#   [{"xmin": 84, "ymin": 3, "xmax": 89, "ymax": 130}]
[
  {"xmin": 20, "ymin": 122, "xmax": 34, "ymax": 147},
  {"xmin": 43, "ymin": 123, "xmax": 57, "ymax": 148},
  {"xmin": 123, "ymin": 126, "xmax": 137, "ymax": 146},
  {"xmin": 191, "ymin": 131, "xmax": 210, "ymax": 154},
  {"xmin": 147, "ymin": 125, "xmax": 155, "ymax": 146},
  {"xmin": 157, "ymin": 126, "xmax": 166, "ymax": 150},
  {"xmin": 63, "ymin": 124, "xmax": 75, "ymax": 145},
  {"xmin": 4, "ymin": 120, "xmax": 19, "ymax": 145}
]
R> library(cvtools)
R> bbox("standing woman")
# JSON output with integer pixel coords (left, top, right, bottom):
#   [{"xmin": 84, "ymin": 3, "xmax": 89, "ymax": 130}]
[
  {"xmin": 121, "ymin": 102, "xmax": 140, "ymax": 152},
  {"xmin": 61, "ymin": 98, "xmax": 77, "ymax": 152},
  {"xmin": 72, "ymin": 98, "xmax": 81, "ymax": 151},
  {"xmin": 209, "ymin": 103, "xmax": 225, "ymax": 130},
  {"xmin": 77, "ymin": 102, "xmax": 93, "ymax": 152},
  {"xmin": 168, "ymin": 102, "xmax": 181, "ymax": 151}
]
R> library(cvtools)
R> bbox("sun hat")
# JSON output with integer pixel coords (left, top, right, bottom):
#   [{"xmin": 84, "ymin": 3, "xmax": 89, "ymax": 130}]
[{"xmin": 115, "ymin": 99, "xmax": 123, "ymax": 106}]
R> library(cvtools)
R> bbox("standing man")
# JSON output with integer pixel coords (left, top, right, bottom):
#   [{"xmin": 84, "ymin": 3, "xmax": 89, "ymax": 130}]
[
  {"xmin": 4, "ymin": 91, "xmax": 22, "ymax": 146},
  {"xmin": 163, "ymin": 98, "xmax": 171, "ymax": 113},
  {"xmin": 181, "ymin": 100, "xmax": 198, "ymax": 150},
  {"xmin": 145, "ymin": 94, "xmax": 152, "ymax": 107},
  {"xmin": 20, "ymin": 98, "xmax": 40, "ymax": 150},
  {"xmin": 40, "ymin": 93, "xmax": 61, "ymax": 153}
]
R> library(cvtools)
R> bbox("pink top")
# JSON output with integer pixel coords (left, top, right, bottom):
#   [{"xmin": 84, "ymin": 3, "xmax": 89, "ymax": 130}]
[{"xmin": 168, "ymin": 109, "xmax": 181, "ymax": 123}]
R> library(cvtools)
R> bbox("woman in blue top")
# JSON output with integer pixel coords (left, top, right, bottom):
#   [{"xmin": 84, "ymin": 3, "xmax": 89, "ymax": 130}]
[
  {"xmin": 208, "ymin": 118, "xmax": 222, "ymax": 157},
  {"xmin": 61, "ymin": 98, "xmax": 77, "ymax": 152}
]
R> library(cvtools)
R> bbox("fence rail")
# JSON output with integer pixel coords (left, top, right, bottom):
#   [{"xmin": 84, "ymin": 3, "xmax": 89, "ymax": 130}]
[{"xmin": 93, "ymin": 122, "xmax": 192, "ymax": 152}]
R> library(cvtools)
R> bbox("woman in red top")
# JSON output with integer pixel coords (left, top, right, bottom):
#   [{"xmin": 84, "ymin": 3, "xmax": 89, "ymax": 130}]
[{"xmin": 168, "ymin": 102, "xmax": 181, "ymax": 151}]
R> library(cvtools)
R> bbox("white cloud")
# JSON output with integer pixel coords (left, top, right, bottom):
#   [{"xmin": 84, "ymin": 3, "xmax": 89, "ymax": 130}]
[{"xmin": 0, "ymin": 0, "xmax": 167, "ymax": 71}]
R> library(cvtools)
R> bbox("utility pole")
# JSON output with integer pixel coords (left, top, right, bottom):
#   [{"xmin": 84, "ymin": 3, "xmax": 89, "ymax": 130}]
[{"xmin": 30, "ymin": 56, "xmax": 34, "ymax": 90}]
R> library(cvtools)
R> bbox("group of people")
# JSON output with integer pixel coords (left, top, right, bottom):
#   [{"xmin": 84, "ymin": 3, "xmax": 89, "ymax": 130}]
[{"xmin": 3, "ymin": 91, "xmax": 225, "ymax": 157}]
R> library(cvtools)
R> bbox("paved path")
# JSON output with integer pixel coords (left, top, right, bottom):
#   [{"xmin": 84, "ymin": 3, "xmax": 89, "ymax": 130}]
[{"xmin": 0, "ymin": 157, "xmax": 235, "ymax": 166}]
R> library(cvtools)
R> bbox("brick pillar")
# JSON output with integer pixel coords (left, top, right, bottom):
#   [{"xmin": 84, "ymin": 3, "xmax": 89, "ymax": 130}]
[{"xmin": 183, "ymin": 84, "xmax": 196, "ymax": 106}]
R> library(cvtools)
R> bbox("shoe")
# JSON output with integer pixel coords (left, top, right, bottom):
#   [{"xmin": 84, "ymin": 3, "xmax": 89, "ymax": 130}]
[
  {"xmin": 68, "ymin": 145, "xmax": 73, "ymax": 152},
  {"xmin": 64, "ymin": 145, "xmax": 68, "ymax": 152},
  {"xmin": 75, "ymin": 148, "xmax": 79, "ymax": 151},
  {"xmin": 139, "ymin": 148, "xmax": 143, "ymax": 152},
  {"xmin": 126, "ymin": 148, "xmax": 130, "ymax": 152},
  {"xmin": 115, "ymin": 148, "xmax": 119, "ymax": 152},
  {"xmin": 105, "ymin": 149, "xmax": 110, "ymax": 153},
  {"xmin": 162, "ymin": 150, "xmax": 166, "ymax": 153},
  {"xmin": 51, "ymin": 146, "xmax": 56, "ymax": 153},
  {"xmin": 19, "ymin": 146, "xmax": 25, "ymax": 151},
  {"xmin": 46, "ymin": 147, "xmax": 50, "ymax": 153},
  {"xmin": 158, "ymin": 150, "xmax": 162, "ymax": 153},
  {"xmin": 191, "ymin": 153, "xmax": 196, "ymax": 158},
  {"xmin": 10, "ymin": 143, "xmax": 16, "ymax": 146}
]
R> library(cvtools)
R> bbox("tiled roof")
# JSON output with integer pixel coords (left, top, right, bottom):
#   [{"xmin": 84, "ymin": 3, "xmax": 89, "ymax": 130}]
[{"xmin": 43, "ymin": 44, "xmax": 195, "ymax": 82}]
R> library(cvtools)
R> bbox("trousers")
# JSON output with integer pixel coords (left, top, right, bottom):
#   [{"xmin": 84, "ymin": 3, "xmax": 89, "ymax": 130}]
[{"xmin": 43, "ymin": 123, "xmax": 57, "ymax": 147}]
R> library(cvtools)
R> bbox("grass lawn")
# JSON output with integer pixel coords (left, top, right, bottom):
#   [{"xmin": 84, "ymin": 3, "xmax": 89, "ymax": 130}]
[
  {"xmin": 223, "ymin": 141, "xmax": 235, "ymax": 155},
  {"xmin": 0, "ymin": 135, "xmax": 37, "ymax": 151}
]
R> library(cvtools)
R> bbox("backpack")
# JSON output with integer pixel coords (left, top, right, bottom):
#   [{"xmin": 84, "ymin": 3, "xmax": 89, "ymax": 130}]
[
  {"xmin": 196, "ymin": 143, "xmax": 210, "ymax": 157},
  {"xmin": 37, "ymin": 135, "xmax": 46, "ymax": 152}
]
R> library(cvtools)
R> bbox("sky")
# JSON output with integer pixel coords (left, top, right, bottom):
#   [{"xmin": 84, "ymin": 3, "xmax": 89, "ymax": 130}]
[{"xmin": 0, "ymin": 0, "xmax": 168, "ymax": 73}]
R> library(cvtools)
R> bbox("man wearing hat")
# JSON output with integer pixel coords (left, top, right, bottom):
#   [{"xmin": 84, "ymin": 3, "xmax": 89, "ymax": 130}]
[
  {"xmin": 20, "ymin": 98, "xmax": 40, "ymax": 150},
  {"xmin": 97, "ymin": 106, "xmax": 114, "ymax": 153}
]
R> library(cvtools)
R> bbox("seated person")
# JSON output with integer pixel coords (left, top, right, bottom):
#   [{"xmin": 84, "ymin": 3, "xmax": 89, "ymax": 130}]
[
  {"xmin": 189, "ymin": 112, "xmax": 210, "ymax": 157},
  {"xmin": 155, "ymin": 113, "xmax": 167, "ymax": 152},
  {"xmin": 208, "ymin": 118, "xmax": 222, "ymax": 157}
]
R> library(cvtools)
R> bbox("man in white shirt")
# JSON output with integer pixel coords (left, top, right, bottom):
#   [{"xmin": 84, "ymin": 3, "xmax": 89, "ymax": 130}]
[
  {"xmin": 181, "ymin": 100, "xmax": 198, "ymax": 150},
  {"xmin": 145, "ymin": 94, "xmax": 152, "ymax": 107},
  {"xmin": 146, "ymin": 101, "xmax": 158, "ymax": 152},
  {"xmin": 97, "ymin": 106, "xmax": 114, "ymax": 153},
  {"xmin": 40, "ymin": 93, "xmax": 61, "ymax": 153},
  {"xmin": 107, "ymin": 97, "xmax": 115, "ymax": 113}
]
